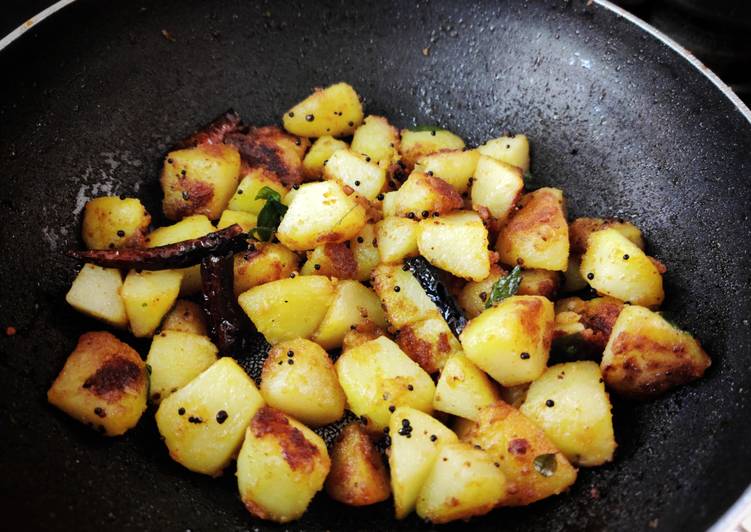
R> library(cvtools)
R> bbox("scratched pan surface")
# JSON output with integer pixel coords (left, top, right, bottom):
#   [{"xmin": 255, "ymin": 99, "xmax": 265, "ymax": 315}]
[{"xmin": 0, "ymin": 0, "xmax": 750, "ymax": 530}]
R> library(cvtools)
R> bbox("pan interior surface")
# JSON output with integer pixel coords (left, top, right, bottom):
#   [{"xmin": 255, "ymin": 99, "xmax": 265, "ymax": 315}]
[{"xmin": 0, "ymin": 0, "xmax": 749, "ymax": 530}]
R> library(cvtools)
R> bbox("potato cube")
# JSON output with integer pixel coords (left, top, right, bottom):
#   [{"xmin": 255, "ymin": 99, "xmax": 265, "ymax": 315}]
[
  {"xmin": 580, "ymin": 228, "xmax": 664, "ymax": 308},
  {"xmin": 303, "ymin": 135, "xmax": 349, "ymax": 179},
  {"xmin": 233, "ymin": 243, "xmax": 300, "ymax": 295},
  {"xmin": 47, "ymin": 331, "xmax": 147, "ymax": 436},
  {"xmin": 66, "ymin": 264, "xmax": 127, "ymax": 328},
  {"xmin": 460, "ymin": 295, "xmax": 554, "ymax": 387},
  {"xmin": 388, "ymin": 407, "xmax": 458, "ymax": 519},
  {"xmin": 457, "ymin": 266, "xmax": 504, "ymax": 319},
  {"xmin": 277, "ymin": 181, "xmax": 367, "ymax": 250},
  {"xmin": 371, "ymin": 263, "xmax": 438, "ymax": 328},
  {"xmin": 300, "ymin": 243, "xmax": 357, "ymax": 279},
  {"xmin": 324, "ymin": 149, "xmax": 386, "ymax": 200},
  {"xmin": 601, "ymin": 305, "xmax": 711, "ymax": 397},
  {"xmin": 416, "ymin": 442, "xmax": 506, "ymax": 523},
  {"xmin": 392, "ymin": 172, "xmax": 463, "ymax": 218},
  {"xmin": 237, "ymin": 407, "xmax": 330, "ymax": 523},
  {"xmin": 216, "ymin": 209, "xmax": 257, "ymax": 231},
  {"xmin": 552, "ymin": 296, "xmax": 624, "ymax": 358},
  {"xmin": 335, "ymin": 337, "xmax": 436, "ymax": 430},
  {"xmin": 342, "ymin": 321, "xmax": 386, "ymax": 352},
  {"xmin": 471, "ymin": 155, "xmax": 523, "ymax": 221},
  {"xmin": 381, "ymin": 190, "xmax": 398, "ymax": 217},
  {"xmin": 433, "ymin": 355, "xmax": 499, "ymax": 421},
  {"xmin": 351, "ymin": 223, "xmax": 380, "ymax": 281},
  {"xmin": 160, "ymin": 300, "xmax": 208, "ymax": 335},
  {"xmin": 227, "ymin": 168, "xmax": 287, "ymax": 215},
  {"xmin": 417, "ymin": 210, "xmax": 491, "ymax": 282},
  {"xmin": 414, "ymin": 149, "xmax": 480, "ymax": 194},
  {"xmin": 376, "ymin": 216, "xmax": 419, "ymax": 263},
  {"xmin": 238, "ymin": 275, "xmax": 335, "ymax": 344},
  {"xmin": 497, "ymin": 187, "xmax": 569, "ymax": 271},
  {"xmin": 464, "ymin": 402, "xmax": 577, "ymax": 506},
  {"xmin": 351, "ymin": 115, "xmax": 400, "ymax": 164},
  {"xmin": 519, "ymin": 269, "xmax": 561, "ymax": 299},
  {"xmin": 160, "ymin": 143, "xmax": 241, "ymax": 220},
  {"xmin": 282, "ymin": 82, "xmax": 363, "ymax": 137},
  {"xmin": 147, "ymin": 215, "xmax": 216, "ymax": 296},
  {"xmin": 399, "ymin": 128, "xmax": 465, "ymax": 168},
  {"xmin": 259, "ymin": 338, "xmax": 345, "ymax": 426},
  {"xmin": 225, "ymin": 126, "xmax": 308, "ymax": 187},
  {"xmin": 477, "ymin": 134, "xmax": 530, "ymax": 172},
  {"xmin": 520, "ymin": 362, "xmax": 616, "ymax": 466},
  {"xmin": 155, "ymin": 357, "xmax": 265, "ymax": 476},
  {"xmin": 311, "ymin": 280, "xmax": 387, "ymax": 350},
  {"xmin": 569, "ymin": 217, "xmax": 645, "ymax": 255},
  {"xmin": 121, "ymin": 269, "xmax": 182, "ymax": 338},
  {"xmin": 396, "ymin": 314, "xmax": 463, "ymax": 374},
  {"xmin": 81, "ymin": 196, "xmax": 150, "ymax": 250},
  {"xmin": 146, "ymin": 330, "xmax": 218, "ymax": 404},
  {"xmin": 325, "ymin": 423, "xmax": 391, "ymax": 506}
]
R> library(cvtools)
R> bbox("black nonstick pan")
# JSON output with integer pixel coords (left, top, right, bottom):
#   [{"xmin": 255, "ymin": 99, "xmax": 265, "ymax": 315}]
[{"xmin": 1, "ymin": 1, "xmax": 750, "ymax": 530}]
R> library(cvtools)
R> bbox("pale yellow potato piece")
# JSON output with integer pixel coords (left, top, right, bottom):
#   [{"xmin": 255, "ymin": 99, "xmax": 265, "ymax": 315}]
[
  {"xmin": 303, "ymin": 136, "xmax": 349, "ymax": 179},
  {"xmin": 376, "ymin": 216, "xmax": 420, "ymax": 263},
  {"xmin": 216, "ymin": 209, "xmax": 257, "ymax": 231},
  {"xmin": 324, "ymin": 149, "xmax": 386, "ymax": 200},
  {"xmin": 155, "ymin": 358, "xmax": 265, "ymax": 476},
  {"xmin": 477, "ymin": 134, "xmax": 530, "ymax": 172},
  {"xmin": 351, "ymin": 223, "xmax": 380, "ymax": 282},
  {"xmin": 238, "ymin": 275, "xmax": 335, "ymax": 344},
  {"xmin": 283, "ymin": 82, "xmax": 363, "ymax": 137},
  {"xmin": 399, "ymin": 128, "xmax": 465, "ymax": 168},
  {"xmin": 260, "ymin": 338, "xmax": 345, "ymax": 426},
  {"xmin": 146, "ymin": 330, "xmax": 218, "ymax": 404},
  {"xmin": 66, "ymin": 264, "xmax": 127, "ymax": 328},
  {"xmin": 335, "ymin": 337, "xmax": 436, "ymax": 430},
  {"xmin": 417, "ymin": 211, "xmax": 490, "ymax": 281},
  {"xmin": 392, "ymin": 172, "xmax": 463, "ymax": 218},
  {"xmin": 160, "ymin": 300, "xmax": 208, "ymax": 335},
  {"xmin": 388, "ymin": 407, "xmax": 458, "ymax": 519},
  {"xmin": 277, "ymin": 181, "xmax": 367, "ymax": 251},
  {"xmin": 520, "ymin": 361, "xmax": 616, "ymax": 466},
  {"xmin": 311, "ymin": 280, "xmax": 387, "ymax": 350},
  {"xmin": 580, "ymin": 228, "xmax": 664, "ymax": 308},
  {"xmin": 433, "ymin": 355, "xmax": 500, "ymax": 421},
  {"xmin": 121, "ymin": 269, "xmax": 182, "ymax": 338},
  {"xmin": 350, "ymin": 115, "xmax": 399, "ymax": 164},
  {"xmin": 460, "ymin": 295, "xmax": 554, "ymax": 387},
  {"xmin": 371, "ymin": 263, "xmax": 438, "ymax": 328},
  {"xmin": 414, "ymin": 149, "xmax": 480, "ymax": 194},
  {"xmin": 416, "ymin": 442, "xmax": 506, "ymax": 524},
  {"xmin": 233, "ymin": 243, "xmax": 300, "ymax": 295},
  {"xmin": 227, "ymin": 168, "xmax": 287, "ymax": 215},
  {"xmin": 471, "ymin": 155, "xmax": 524, "ymax": 221}
]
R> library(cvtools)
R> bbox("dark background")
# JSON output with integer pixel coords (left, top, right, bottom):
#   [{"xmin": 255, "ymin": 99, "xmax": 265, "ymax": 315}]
[{"xmin": 6, "ymin": 0, "xmax": 750, "ymax": 105}]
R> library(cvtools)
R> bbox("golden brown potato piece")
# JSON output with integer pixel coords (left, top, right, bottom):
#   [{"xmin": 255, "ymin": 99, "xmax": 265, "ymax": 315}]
[
  {"xmin": 341, "ymin": 320, "xmax": 386, "ymax": 352},
  {"xmin": 225, "ymin": 126, "xmax": 309, "ymax": 187},
  {"xmin": 518, "ymin": 269, "xmax": 561, "ymax": 299},
  {"xmin": 552, "ymin": 297, "xmax": 624, "ymax": 358},
  {"xmin": 396, "ymin": 314, "xmax": 463, "ymax": 374},
  {"xmin": 496, "ymin": 187, "xmax": 569, "ymax": 271},
  {"xmin": 601, "ymin": 305, "xmax": 711, "ymax": 398},
  {"xmin": 160, "ymin": 143, "xmax": 241, "ymax": 220},
  {"xmin": 301, "ymin": 242, "xmax": 358, "ymax": 279},
  {"xmin": 233, "ymin": 243, "xmax": 300, "ymax": 295},
  {"xmin": 464, "ymin": 401, "xmax": 577, "ymax": 506},
  {"xmin": 160, "ymin": 300, "xmax": 208, "ymax": 336},
  {"xmin": 47, "ymin": 331, "xmax": 148, "ymax": 436},
  {"xmin": 351, "ymin": 224, "xmax": 380, "ymax": 282},
  {"xmin": 303, "ymin": 136, "xmax": 349, "ymax": 179},
  {"xmin": 325, "ymin": 423, "xmax": 391, "ymax": 506},
  {"xmin": 392, "ymin": 172, "xmax": 463, "ymax": 218},
  {"xmin": 81, "ymin": 196, "xmax": 151, "ymax": 250}
]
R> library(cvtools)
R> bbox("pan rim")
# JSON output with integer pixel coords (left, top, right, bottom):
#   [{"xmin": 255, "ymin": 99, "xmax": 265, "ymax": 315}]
[{"xmin": 1, "ymin": 0, "xmax": 749, "ymax": 528}]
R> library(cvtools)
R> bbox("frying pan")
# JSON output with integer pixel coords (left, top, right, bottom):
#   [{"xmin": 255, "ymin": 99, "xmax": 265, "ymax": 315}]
[{"xmin": 1, "ymin": 1, "xmax": 750, "ymax": 530}]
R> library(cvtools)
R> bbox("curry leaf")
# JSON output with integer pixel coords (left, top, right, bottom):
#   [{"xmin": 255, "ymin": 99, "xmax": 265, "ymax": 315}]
[
  {"xmin": 250, "ymin": 186, "xmax": 287, "ymax": 242},
  {"xmin": 484, "ymin": 265, "xmax": 522, "ymax": 308},
  {"xmin": 533, "ymin": 453, "xmax": 557, "ymax": 477},
  {"xmin": 409, "ymin": 125, "xmax": 447, "ymax": 133}
]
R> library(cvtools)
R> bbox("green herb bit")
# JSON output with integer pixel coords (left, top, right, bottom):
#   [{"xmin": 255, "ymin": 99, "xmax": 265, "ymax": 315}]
[
  {"xmin": 533, "ymin": 453, "xmax": 557, "ymax": 477},
  {"xmin": 250, "ymin": 186, "xmax": 288, "ymax": 242},
  {"xmin": 484, "ymin": 265, "xmax": 522, "ymax": 308}
]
